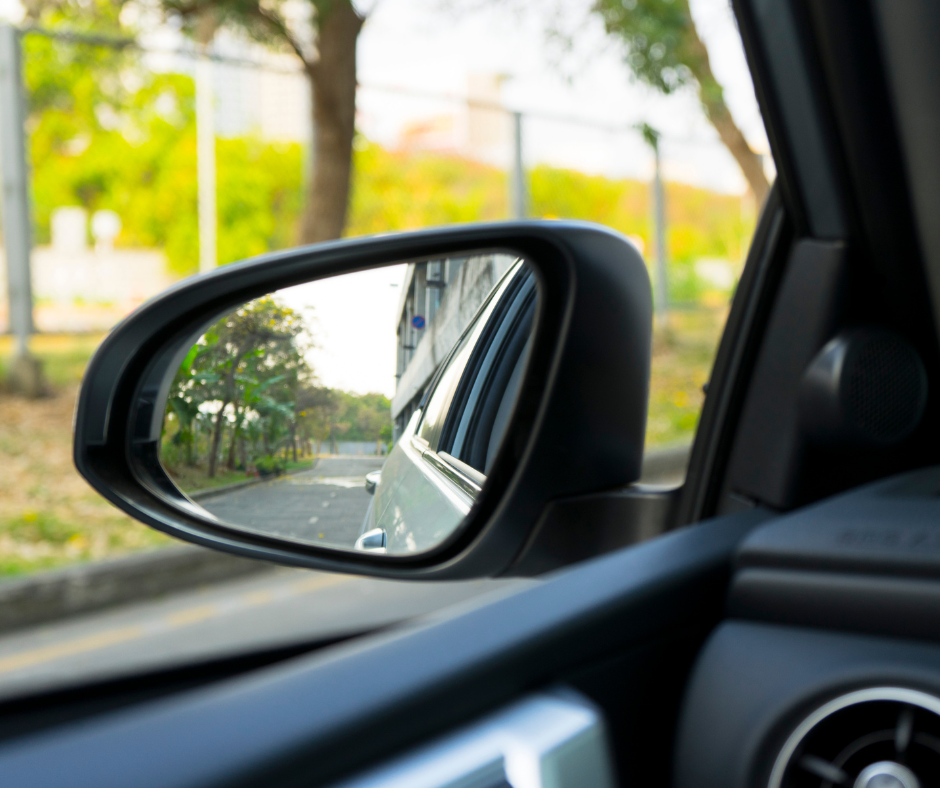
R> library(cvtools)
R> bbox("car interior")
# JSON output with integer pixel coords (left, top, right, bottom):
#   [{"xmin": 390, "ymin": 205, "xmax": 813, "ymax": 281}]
[{"xmin": 4, "ymin": 1, "xmax": 940, "ymax": 787}]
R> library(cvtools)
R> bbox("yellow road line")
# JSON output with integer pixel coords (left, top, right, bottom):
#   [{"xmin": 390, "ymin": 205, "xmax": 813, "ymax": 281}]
[
  {"xmin": 291, "ymin": 574, "xmax": 350, "ymax": 593},
  {"xmin": 0, "ymin": 626, "xmax": 143, "ymax": 674},
  {"xmin": 243, "ymin": 590, "xmax": 274, "ymax": 606},
  {"xmin": 0, "ymin": 573, "xmax": 354, "ymax": 676},
  {"xmin": 164, "ymin": 605, "xmax": 218, "ymax": 627}
]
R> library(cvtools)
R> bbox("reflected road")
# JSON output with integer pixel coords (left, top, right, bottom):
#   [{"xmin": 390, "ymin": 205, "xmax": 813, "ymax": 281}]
[{"xmin": 199, "ymin": 456, "xmax": 384, "ymax": 548}]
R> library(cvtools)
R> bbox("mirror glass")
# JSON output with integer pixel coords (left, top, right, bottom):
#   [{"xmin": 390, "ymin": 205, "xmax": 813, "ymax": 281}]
[{"xmin": 159, "ymin": 254, "xmax": 537, "ymax": 556}]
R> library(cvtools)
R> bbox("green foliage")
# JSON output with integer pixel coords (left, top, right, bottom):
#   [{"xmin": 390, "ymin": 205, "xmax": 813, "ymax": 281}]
[
  {"xmin": 162, "ymin": 296, "xmax": 311, "ymax": 477},
  {"xmin": 592, "ymin": 0, "xmax": 699, "ymax": 94},
  {"xmin": 296, "ymin": 386, "xmax": 391, "ymax": 448},
  {"xmin": 161, "ymin": 295, "xmax": 392, "ymax": 489},
  {"xmin": 3, "ymin": 510, "xmax": 80, "ymax": 544},
  {"xmin": 23, "ymin": 34, "xmax": 751, "ymax": 281},
  {"xmin": 590, "ymin": 0, "xmax": 770, "ymax": 202},
  {"xmin": 330, "ymin": 390, "xmax": 392, "ymax": 442},
  {"xmin": 348, "ymin": 141, "xmax": 508, "ymax": 233},
  {"xmin": 24, "ymin": 32, "xmax": 303, "ymax": 275},
  {"xmin": 254, "ymin": 455, "xmax": 284, "ymax": 476},
  {"xmin": 529, "ymin": 163, "xmax": 649, "ymax": 237}
]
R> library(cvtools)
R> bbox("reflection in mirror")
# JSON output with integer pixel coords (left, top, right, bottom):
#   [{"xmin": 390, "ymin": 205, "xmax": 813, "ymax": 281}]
[{"xmin": 160, "ymin": 254, "xmax": 537, "ymax": 556}]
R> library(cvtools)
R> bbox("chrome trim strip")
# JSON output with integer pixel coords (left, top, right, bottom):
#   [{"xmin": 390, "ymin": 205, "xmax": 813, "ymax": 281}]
[
  {"xmin": 768, "ymin": 687, "xmax": 940, "ymax": 788},
  {"xmin": 437, "ymin": 452, "xmax": 486, "ymax": 488},
  {"xmin": 333, "ymin": 692, "xmax": 614, "ymax": 788},
  {"xmin": 423, "ymin": 450, "xmax": 483, "ymax": 500}
]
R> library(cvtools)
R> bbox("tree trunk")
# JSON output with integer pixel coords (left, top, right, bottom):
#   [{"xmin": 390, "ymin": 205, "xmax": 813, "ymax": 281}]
[
  {"xmin": 301, "ymin": 1, "xmax": 364, "ymax": 244},
  {"xmin": 226, "ymin": 408, "xmax": 241, "ymax": 470},
  {"xmin": 208, "ymin": 398, "xmax": 230, "ymax": 478},
  {"xmin": 686, "ymin": 24, "xmax": 770, "ymax": 207},
  {"xmin": 184, "ymin": 423, "xmax": 195, "ymax": 467}
]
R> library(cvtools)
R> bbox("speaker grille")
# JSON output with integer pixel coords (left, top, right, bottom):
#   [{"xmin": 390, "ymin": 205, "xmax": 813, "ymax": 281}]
[{"xmin": 846, "ymin": 335, "xmax": 925, "ymax": 443}]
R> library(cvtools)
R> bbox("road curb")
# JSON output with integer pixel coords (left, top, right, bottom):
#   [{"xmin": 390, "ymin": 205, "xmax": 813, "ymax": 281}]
[
  {"xmin": 0, "ymin": 545, "xmax": 276, "ymax": 634},
  {"xmin": 187, "ymin": 460, "xmax": 318, "ymax": 502},
  {"xmin": 0, "ymin": 447, "xmax": 689, "ymax": 634}
]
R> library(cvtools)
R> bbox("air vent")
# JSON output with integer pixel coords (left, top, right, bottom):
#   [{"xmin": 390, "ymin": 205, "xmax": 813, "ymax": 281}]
[{"xmin": 769, "ymin": 688, "xmax": 940, "ymax": 788}]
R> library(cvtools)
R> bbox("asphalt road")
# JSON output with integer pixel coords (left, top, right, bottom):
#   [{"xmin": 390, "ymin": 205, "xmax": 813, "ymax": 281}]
[
  {"xmin": 200, "ymin": 456, "xmax": 385, "ymax": 549},
  {"xmin": 0, "ymin": 449, "xmax": 690, "ymax": 701},
  {"xmin": 0, "ymin": 454, "xmax": 526, "ymax": 699},
  {"xmin": 0, "ymin": 565, "xmax": 527, "ymax": 700}
]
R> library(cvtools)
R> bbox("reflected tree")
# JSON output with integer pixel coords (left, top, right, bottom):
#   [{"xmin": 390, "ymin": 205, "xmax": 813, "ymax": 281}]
[
  {"xmin": 167, "ymin": 297, "xmax": 309, "ymax": 477},
  {"xmin": 162, "ymin": 295, "xmax": 394, "ymax": 488}
]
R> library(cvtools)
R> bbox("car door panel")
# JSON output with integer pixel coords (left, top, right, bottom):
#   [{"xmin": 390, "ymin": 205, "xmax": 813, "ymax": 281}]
[
  {"xmin": 0, "ymin": 508, "xmax": 770, "ymax": 788},
  {"xmin": 374, "ymin": 436, "xmax": 472, "ymax": 555},
  {"xmin": 368, "ymin": 262, "xmax": 534, "ymax": 555}
]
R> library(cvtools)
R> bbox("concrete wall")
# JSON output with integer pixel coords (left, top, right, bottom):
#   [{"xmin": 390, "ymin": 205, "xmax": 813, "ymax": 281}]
[
  {"xmin": 334, "ymin": 441, "xmax": 386, "ymax": 456},
  {"xmin": 0, "ymin": 246, "xmax": 173, "ymax": 332},
  {"xmin": 391, "ymin": 254, "xmax": 515, "ymax": 432}
]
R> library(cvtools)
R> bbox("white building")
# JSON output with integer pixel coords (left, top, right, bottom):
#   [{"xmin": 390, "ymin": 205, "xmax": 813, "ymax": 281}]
[
  {"xmin": 395, "ymin": 74, "xmax": 512, "ymax": 166},
  {"xmin": 0, "ymin": 207, "xmax": 173, "ymax": 333},
  {"xmin": 391, "ymin": 255, "xmax": 514, "ymax": 439}
]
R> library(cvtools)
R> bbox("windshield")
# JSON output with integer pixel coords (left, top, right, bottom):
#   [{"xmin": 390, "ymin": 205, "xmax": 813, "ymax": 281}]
[{"xmin": 0, "ymin": 0, "xmax": 770, "ymax": 698}]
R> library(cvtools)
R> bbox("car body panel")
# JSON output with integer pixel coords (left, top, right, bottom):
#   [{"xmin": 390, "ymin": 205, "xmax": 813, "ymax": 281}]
[
  {"xmin": 367, "ymin": 417, "xmax": 472, "ymax": 555},
  {"xmin": 361, "ymin": 261, "xmax": 531, "ymax": 555}
]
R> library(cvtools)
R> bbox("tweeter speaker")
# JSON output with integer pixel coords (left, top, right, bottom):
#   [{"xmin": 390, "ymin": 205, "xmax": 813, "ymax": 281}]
[{"xmin": 799, "ymin": 327, "xmax": 928, "ymax": 447}]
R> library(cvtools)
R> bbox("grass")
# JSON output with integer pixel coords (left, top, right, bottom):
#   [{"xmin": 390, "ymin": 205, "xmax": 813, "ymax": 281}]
[
  {"xmin": 166, "ymin": 459, "xmax": 315, "ymax": 494},
  {"xmin": 0, "ymin": 307, "xmax": 726, "ymax": 578},
  {"xmin": 0, "ymin": 333, "xmax": 105, "ymax": 389},
  {"xmin": 0, "ymin": 335, "xmax": 173, "ymax": 577},
  {"xmin": 646, "ymin": 307, "xmax": 728, "ymax": 448}
]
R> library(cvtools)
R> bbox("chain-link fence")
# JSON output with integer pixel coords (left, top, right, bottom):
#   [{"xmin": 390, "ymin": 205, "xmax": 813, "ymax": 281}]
[
  {"xmin": 0, "ymin": 21, "xmax": 766, "ymax": 576},
  {"xmin": 0, "ymin": 24, "xmax": 761, "ymax": 340}
]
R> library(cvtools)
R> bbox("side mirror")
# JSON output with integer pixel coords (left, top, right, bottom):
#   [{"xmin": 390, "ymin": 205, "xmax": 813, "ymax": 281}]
[
  {"xmin": 364, "ymin": 471, "xmax": 382, "ymax": 496},
  {"xmin": 74, "ymin": 222, "xmax": 652, "ymax": 579},
  {"xmin": 355, "ymin": 528, "xmax": 387, "ymax": 554}
]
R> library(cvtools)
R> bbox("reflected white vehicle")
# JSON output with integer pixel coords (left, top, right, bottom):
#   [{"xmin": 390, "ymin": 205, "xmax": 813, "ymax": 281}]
[{"xmin": 357, "ymin": 260, "xmax": 537, "ymax": 555}]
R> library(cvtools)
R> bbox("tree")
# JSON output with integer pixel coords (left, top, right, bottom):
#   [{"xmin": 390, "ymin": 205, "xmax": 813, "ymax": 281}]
[
  {"xmin": 162, "ymin": 0, "xmax": 366, "ymax": 243},
  {"xmin": 179, "ymin": 296, "xmax": 308, "ymax": 476},
  {"xmin": 592, "ymin": 0, "xmax": 770, "ymax": 205}
]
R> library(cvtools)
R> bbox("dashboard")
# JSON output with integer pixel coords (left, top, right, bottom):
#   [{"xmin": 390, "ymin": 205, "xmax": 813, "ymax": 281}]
[
  {"xmin": 3, "ymin": 468, "xmax": 940, "ymax": 787},
  {"xmin": 676, "ymin": 466, "xmax": 940, "ymax": 788},
  {"xmin": 314, "ymin": 467, "xmax": 940, "ymax": 788}
]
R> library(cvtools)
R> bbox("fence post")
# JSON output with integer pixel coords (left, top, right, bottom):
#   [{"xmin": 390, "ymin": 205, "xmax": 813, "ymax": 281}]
[
  {"xmin": 511, "ymin": 111, "xmax": 526, "ymax": 220},
  {"xmin": 652, "ymin": 140, "xmax": 669, "ymax": 329},
  {"xmin": 196, "ymin": 51, "xmax": 217, "ymax": 273},
  {"xmin": 0, "ymin": 24, "xmax": 43, "ymax": 396}
]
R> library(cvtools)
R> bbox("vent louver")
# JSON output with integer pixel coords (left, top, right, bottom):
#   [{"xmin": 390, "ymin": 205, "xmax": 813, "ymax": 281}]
[{"xmin": 769, "ymin": 688, "xmax": 940, "ymax": 788}]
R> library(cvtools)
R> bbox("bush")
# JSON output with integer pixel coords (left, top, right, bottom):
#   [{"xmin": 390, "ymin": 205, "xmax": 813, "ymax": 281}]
[{"xmin": 255, "ymin": 455, "xmax": 284, "ymax": 477}]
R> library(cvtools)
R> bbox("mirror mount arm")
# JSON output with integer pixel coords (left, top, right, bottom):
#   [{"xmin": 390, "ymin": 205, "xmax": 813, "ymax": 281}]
[{"xmin": 508, "ymin": 484, "xmax": 683, "ymax": 576}]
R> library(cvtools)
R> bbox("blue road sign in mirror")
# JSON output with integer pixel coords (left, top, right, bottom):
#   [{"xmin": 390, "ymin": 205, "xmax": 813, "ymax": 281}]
[{"xmin": 412, "ymin": 315, "xmax": 426, "ymax": 330}]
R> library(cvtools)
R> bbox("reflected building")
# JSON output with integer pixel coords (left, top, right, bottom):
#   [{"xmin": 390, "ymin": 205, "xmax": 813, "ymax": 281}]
[{"xmin": 391, "ymin": 256, "xmax": 515, "ymax": 441}]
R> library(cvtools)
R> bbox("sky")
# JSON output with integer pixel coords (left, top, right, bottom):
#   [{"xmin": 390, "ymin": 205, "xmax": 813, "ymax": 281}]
[
  {"xmin": 0, "ymin": 0, "xmax": 769, "ymax": 395},
  {"xmin": 355, "ymin": 0, "xmax": 769, "ymax": 192},
  {"xmin": 276, "ymin": 266, "xmax": 407, "ymax": 398},
  {"xmin": 0, "ymin": 0, "xmax": 768, "ymax": 192}
]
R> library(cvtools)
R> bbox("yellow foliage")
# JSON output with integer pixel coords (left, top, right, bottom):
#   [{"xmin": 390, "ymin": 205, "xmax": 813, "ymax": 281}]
[{"xmin": 347, "ymin": 142, "xmax": 755, "ymax": 269}]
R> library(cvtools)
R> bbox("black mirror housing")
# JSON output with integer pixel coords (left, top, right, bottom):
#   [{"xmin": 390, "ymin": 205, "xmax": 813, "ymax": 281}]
[{"xmin": 74, "ymin": 221, "xmax": 651, "ymax": 579}]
